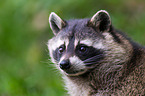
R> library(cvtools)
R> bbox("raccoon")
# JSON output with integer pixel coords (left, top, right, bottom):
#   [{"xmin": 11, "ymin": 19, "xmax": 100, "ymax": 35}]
[{"xmin": 47, "ymin": 10, "xmax": 145, "ymax": 96}]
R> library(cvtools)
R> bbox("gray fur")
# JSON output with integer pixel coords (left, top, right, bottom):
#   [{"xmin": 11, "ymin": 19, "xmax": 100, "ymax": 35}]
[{"xmin": 48, "ymin": 10, "xmax": 145, "ymax": 96}]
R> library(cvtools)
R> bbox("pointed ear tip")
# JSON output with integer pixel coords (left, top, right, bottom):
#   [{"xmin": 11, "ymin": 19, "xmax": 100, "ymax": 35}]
[
  {"xmin": 50, "ymin": 12, "xmax": 56, "ymax": 15},
  {"xmin": 49, "ymin": 12, "xmax": 58, "ymax": 23},
  {"xmin": 98, "ymin": 10, "xmax": 108, "ymax": 12},
  {"xmin": 97, "ymin": 10, "xmax": 109, "ymax": 15},
  {"xmin": 49, "ymin": 12, "xmax": 56, "ymax": 18}
]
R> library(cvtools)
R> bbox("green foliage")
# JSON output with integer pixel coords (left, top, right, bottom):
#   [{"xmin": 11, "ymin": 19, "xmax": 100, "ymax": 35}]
[{"xmin": 0, "ymin": 0, "xmax": 145, "ymax": 95}]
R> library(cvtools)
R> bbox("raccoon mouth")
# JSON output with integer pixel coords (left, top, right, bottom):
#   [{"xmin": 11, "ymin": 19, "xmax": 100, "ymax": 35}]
[{"xmin": 63, "ymin": 69, "xmax": 88, "ymax": 76}]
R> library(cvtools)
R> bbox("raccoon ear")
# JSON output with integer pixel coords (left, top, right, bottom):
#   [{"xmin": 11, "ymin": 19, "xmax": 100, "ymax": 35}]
[
  {"xmin": 88, "ymin": 10, "xmax": 111, "ymax": 32},
  {"xmin": 49, "ymin": 12, "xmax": 66, "ymax": 35}
]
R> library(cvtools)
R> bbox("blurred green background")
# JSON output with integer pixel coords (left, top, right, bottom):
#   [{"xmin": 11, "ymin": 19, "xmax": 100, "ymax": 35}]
[{"xmin": 0, "ymin": 0, "xmax": 145, "ymax": 96}]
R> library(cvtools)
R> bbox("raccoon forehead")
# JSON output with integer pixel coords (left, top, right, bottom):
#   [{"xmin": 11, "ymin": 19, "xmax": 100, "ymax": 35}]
[
  {"xmin": 48, "ymin": 37, "xmax": 69, "ymax": 50},
  {"xmin": 75, "ymin": 39, "xmax": 105, "ymax": 49}
]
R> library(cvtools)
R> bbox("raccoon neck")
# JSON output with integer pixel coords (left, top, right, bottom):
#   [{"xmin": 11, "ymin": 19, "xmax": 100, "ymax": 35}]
[
  {"xmin": 63, "ymin": 68, "xmax": 122, "ymax": 95},
  {"xmin": 123, "ymin": 42, "xmax": 145, "ymax": 77},
  {"xmin": 63, "ymin": 74, "xmax": 91, "ymax": 96}
]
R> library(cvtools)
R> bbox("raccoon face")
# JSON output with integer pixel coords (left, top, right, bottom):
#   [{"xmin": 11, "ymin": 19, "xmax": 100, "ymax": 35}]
[{"xmin": 48, "ymin": 10, "xmax": 130, "ymax": 76}]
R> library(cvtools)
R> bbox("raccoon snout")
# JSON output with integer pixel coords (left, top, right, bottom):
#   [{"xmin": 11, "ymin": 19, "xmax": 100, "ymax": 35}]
[{"xmin": 59, "ymin": 59, "xmax": 70, "ymax": 70}]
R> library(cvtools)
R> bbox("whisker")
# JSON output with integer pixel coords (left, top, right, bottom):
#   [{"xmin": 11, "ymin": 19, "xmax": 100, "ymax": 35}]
[
  {"xmin": 84, "ymin": 58, "xmax": 102, "ymax": 64},
  {"xmin": 86, "ymin": 66, "xmax": 97, "ymax": 69},
  {"xmin": 85, "ymin": 61, "xmax": 101, "ymax": 66},
  {"xmin": 84, "ymin": 54, "xmax": 103, "ymax": 66},
  {"xmin": 84, "ymin": 59, "xmax": 108, "ymax": 66},
  {"xmin": 83, "ymin": 54, "xmax": 104, "ymax": 63},
  {"xmin": 85, "ymin": 61, "xmax": 99, "ymax": 65}
]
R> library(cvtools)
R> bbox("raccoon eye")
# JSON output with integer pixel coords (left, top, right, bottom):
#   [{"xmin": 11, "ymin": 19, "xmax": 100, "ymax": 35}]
[
  {"xmin": 79, "ymin": 46, "xmax": 87, "ymax": 53},
  {"xmin": 58, "ymin": 45, "xmax": 65, "ymax": 54}
]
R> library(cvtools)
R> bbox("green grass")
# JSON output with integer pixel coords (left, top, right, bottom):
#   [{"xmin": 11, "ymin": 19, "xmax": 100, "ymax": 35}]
[{"xmin": 0, "ymin": 0, "xmax": 145, "ymax": 95}]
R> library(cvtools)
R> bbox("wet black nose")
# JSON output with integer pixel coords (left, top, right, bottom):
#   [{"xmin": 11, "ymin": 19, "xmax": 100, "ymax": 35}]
[{"xmin": 59, "ymin": 60, "xmax": 70, "ymax": 70}]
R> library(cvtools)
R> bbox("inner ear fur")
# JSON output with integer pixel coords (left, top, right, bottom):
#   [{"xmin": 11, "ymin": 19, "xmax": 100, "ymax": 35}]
[
  {"xmin": 88, "ymin": 10, "xmax": 111, "ymax": 32},
  {"xmin": 49, "ymin": 12, "xmax": 66, "ymax": 35}
]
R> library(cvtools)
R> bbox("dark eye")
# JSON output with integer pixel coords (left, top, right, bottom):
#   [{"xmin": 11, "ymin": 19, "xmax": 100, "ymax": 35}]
[
  {"xmin": 58, "ymin": 45, "xmax": 65, "ymax": 54},
  {"xmin": 78, "ymin": 46, "xmax": 87, "ymax": 53}
]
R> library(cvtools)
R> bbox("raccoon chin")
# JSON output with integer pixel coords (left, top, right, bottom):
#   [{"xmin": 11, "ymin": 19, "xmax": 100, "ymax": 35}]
[{"xmin": 63, "ymin": 69, "xmax": 88, "ymax": 76}]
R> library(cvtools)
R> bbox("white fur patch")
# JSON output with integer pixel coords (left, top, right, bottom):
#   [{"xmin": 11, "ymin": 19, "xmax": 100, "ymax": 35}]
[
  {"xmin": 52, "ymin": 39, "xmax": 64, "ymax": 50},
  {"xmin": 69, "ymin": 56, "xmax": 85, "ymax": 69},
  {"xmin": 74, "ymin": 39, "xmax": 79, "ymax": 47},
  {"xmin": 93, "ymin": 42, "xmax": 104, "ymax": 49},
  {"xmin": 49, "ymin": 37, "xmax": 69, "ymax": 51},
  {"xmin": 80, "ymin": 39, "xmax": 104, "ymax": 49},
  {"xmin": 64, "ymin": 75, "xmax": 90, "ymax": 96},
  {"xmin": 102, "ymin": 32, "xmax": 114, "ymax": 43},
  {"xmin": 80, "ymin": 39, "xmax": 93, "ymax": 46}
]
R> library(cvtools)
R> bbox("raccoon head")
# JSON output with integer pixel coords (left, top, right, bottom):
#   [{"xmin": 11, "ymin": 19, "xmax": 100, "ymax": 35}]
[{"xmin": 48, "ymin": 10, "xmax": 131, "ymax": 76}]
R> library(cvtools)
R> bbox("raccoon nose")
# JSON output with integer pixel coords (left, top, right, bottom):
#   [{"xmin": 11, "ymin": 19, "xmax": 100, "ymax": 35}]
[{"xmin": 59, "ymin": 60, "xmax": 70, "ymax": 70}]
